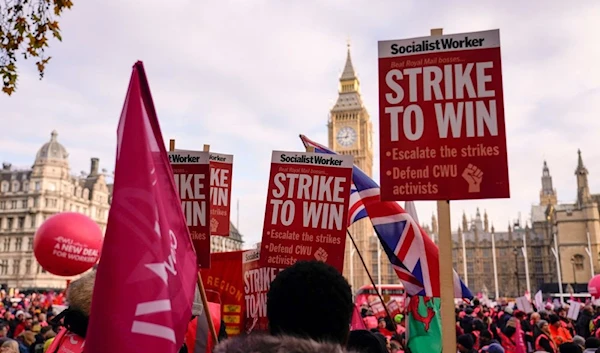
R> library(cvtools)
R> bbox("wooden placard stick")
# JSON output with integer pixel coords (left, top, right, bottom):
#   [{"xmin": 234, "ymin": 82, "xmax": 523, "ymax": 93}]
[{"xmin": 429, "ymin": 27, "xmax": 457, "ymax": 353}]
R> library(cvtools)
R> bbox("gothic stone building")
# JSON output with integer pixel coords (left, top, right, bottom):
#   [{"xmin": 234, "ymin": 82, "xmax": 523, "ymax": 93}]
[
  {"xmin": 424, "ymin": 151, "xmax": 600, "ymax": 298},
  {"xmin": 531, "ymin": 151, "xmax": 600, "ymax": 294}
]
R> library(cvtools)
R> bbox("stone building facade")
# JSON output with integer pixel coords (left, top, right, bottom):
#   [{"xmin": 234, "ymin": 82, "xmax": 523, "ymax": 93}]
[
  {"xmin": 0, "ymin": 131, "xmax": 111, "ymax": 289},
  {"xmin": 0, "ymin": 131, "xmax": 243, "ymax": 289},
  {"xmin": 531, "ymin": 151, "xmax": 600, "ymax": 294},
  {"xmin": 423, "ymin": 151, "xmax": 600, "ymax": 298}
]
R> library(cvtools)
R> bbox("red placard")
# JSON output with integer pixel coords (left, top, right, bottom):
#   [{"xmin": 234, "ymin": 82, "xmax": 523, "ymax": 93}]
[
  {"xmin": 378, "ymin": 29, "xmax": 509, "ymax": 201},
  {"xmin": 169, "ymin": 150, "xmax": 211, "ymax": 268},
  {"xmin": 242, "ymin": 249, "xmax": 281, "ymax": 334},
  {"xmin": 201, "ymin": 251, "xmax": 244, "ymax": 336},
  {"xmin": 259, "ymin": 151, "xmax": 353, "ymax": 272},
  {"xmin": 209, "ymin": 152, "xmax": 233, "ymax": 236}
]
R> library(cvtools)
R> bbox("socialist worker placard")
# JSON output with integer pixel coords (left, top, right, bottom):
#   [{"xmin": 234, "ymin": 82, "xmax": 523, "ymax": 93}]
[
  {"xmin": 259, "ymin": 151, "xmax": 353, "ymax": 272},
  {"xmin": 378, "ymin": 29, "xmax": 509, "ymax": 201}
]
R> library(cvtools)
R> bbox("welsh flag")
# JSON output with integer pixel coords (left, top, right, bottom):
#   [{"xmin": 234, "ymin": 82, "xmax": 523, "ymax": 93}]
[
  {"xmin": 405, "ymin": 296, "xmax": 442, "ymax": 353},
  {"xmin": 404, "ymin": 202, "xmax": 442, "ymax": 353}
]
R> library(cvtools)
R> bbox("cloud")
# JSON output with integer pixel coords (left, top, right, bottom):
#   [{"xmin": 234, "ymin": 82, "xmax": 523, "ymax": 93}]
[{"xmin": 1, "ymin": 0, "xmax": 599, "ymax": 248}]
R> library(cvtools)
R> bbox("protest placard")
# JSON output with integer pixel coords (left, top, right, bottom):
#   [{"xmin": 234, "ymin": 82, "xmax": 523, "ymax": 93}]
[
  {"xmin": 169, "ymin": 149, "xmax": 211, "ymax": 268},
  {"xmin": 378, "ymin": 29, "xmax": 509, "ymax": 201},
  {"xmin": 259, "ymin": 151, "xmax": 353, "ymax": 271},
  {"xmin": 208, "ymin": 152, "xmax": 233, "ymax": 236}
]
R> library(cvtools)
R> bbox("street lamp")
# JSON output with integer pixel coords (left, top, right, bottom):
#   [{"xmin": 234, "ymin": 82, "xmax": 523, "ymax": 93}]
[{"xmin": 513, "ymin": 247, "xmax": 521, "ymax": 296}]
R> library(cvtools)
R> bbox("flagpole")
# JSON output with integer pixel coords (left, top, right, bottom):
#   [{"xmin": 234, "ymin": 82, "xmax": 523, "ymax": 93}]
[
  {"xmin": 304, "ymin": 145, "xmax": 397, "ymax": 329},
  {"xmin": 170, "ymin": 139, "xmax": 219, "ymax": 344},
  {"xmin": 350, "ymin": 247, "xmax": 355, "ymax": 290},
  {"xmin": 522, "ymin": 233, "xmax": 531, "ymax": 296},
  {"xmin": 377, "ymin": 244, "xmax": 382, "ymax": 289},
  {"xmin": 461, "ymin": 228, "xmax": 469, "ymax": 287},
  {"xmin": 586, "ymin": 226, "xmax": 595, "ymax": 278},
  {"xmin": 552, "ymin": 230, "xmax": 564, "ymax": 304},
  {"xmin": 346, "ymin": 229, "xmax": 397, "ymax": 330},
  {"xmin": 491, "ymin": 229, "xmax": 499, "ymax": 299}
]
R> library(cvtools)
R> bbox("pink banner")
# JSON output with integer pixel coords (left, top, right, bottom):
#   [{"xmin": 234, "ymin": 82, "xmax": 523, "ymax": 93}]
[{"xmin": 84, "ymin": 62, "xmax": 198, "ymax": 353}]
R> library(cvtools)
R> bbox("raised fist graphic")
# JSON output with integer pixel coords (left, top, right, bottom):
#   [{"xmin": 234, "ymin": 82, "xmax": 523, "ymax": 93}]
[
  {"xmin": 314, "ymin": 247, "xmax": 328, "ymax": 262},
  {"xmin": 462, "ymin": 164, "xmax": 483, "ymax": 193}
]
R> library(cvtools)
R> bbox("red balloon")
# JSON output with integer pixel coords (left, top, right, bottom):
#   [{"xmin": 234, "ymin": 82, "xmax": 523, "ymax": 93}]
[
  {"xmin": 34, "ymin": 212, "xmax": 103, "ymax": 277},
  {"xmin": 589, "ymin": 274, "xmax": 600, "ymax": 299}
]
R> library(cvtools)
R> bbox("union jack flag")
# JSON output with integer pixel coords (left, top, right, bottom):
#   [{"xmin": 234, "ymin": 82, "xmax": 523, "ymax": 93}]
[{"xmin": 300, "ymin": 134, "xmax": 472, "ymax": 299}]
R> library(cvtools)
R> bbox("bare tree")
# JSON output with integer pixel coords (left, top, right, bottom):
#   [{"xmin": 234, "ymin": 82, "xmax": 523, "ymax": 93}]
[{"xmin": 0, "ymin": 0, "xmax": 73, "ymax": 95}]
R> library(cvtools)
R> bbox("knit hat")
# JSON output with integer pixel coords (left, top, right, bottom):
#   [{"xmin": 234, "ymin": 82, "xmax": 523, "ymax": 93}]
[
  {"xmin": 457, "ymin": 334, "xmax": 474, "ymax": 350},
  {"xmin": 481, "ymin": 343, "xmax": 505, "ymax": 353},
  {"xmin": 573, "ymin": 335, "xmax": 585, "ymax": 347}
]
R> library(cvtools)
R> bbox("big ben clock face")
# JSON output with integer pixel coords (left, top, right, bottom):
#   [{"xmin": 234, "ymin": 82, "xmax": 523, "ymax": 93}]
[{"xmin": 336, "ymin": 126, "xmax": 357, "ymax": 147}]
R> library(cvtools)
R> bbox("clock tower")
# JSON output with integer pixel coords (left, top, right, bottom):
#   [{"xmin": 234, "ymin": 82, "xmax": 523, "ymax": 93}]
[{"xmin": 329, "ymin": 45, "xmax": 388, "ymax": 290}]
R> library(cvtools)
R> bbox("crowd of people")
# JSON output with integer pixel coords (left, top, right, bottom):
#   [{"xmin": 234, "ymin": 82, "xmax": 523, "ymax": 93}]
[
  {"xmin": 357, "ymin": 294, "xmax": 600, "ymax": 353},
  {"xmin": 0, "ymin": 291, "xmax": 64, "ymax": 353},
  {"xmin": 7, "ymin": 260, "xmax": 600, "ymax": 353}
]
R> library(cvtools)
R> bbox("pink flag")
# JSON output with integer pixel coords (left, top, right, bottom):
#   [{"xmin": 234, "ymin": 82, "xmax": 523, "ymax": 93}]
[
  {"xmin": 84, "ymin": 62, "xmax": 197, "ymax": 353},
  {"xmin": 351, "ymin": 304, "xmax": 366, "ymax": 330}
]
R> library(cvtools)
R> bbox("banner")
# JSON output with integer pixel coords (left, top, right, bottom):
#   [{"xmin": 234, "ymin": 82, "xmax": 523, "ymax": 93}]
[
  {"xmin": 377, "ymin": 29, "xmax": 509, "ymax": 201},
  {"xmin": 242, "ymin": 249, "xmax": 281, "ymax": 334},
  {"xmin": 259, "ymin": 151, "xmax": 353, "ymax": 271},
  {"xmin": 387, "ymin": 299, "xmax": 402, "ymax": 318},
  {"xmin": 169, "ymin": 149, "xmax": 211, "ymax": 268},
  {"xmin": 201, "ymin": 251, "xmax": 244, "ymax": 336},
  {"xmin": 84, "ymin": 61, "xmax": 197, "ymax": 353},
  {"xmin": 209, "ymin": 152, "xmax": 233, "ymax": 236},
  {"xmin": 201, "ymin": 249, "xmax": 281, "ymax": 336}
]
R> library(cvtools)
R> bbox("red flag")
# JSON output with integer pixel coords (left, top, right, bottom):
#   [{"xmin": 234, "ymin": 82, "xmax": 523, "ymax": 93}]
[
  {"xmin": 351, "ymin": 304, "xmax": 367, "ymax": 330},
  {"xmin": 84, "ymin": 62, "xmax": 197, "ymax": 353}
]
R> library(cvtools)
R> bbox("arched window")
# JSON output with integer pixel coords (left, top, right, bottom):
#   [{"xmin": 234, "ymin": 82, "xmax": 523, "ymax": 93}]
[
  {"xmin": 0, "ymin": 182, "xmax": 8, "ymax": 193},
  {"xmin": 572, "ymin": 254, "xmax": 585, "ymax": 271},
  {"xmin": 22, "ymin": 181, "xmax": 29, "ymax": 192},
  {"xmin": 11, "ymin": 181, "xmax": 19, "ymax": 192},
  {"xmin": 83, "ymin": 189, "xmax": 89, "ymax": 199}
]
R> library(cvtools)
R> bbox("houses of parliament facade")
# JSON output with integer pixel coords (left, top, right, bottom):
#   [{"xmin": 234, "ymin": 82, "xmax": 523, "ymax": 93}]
[{"xmin": 329, "ymin": 46, "xmax": 600, "ymax": 298}]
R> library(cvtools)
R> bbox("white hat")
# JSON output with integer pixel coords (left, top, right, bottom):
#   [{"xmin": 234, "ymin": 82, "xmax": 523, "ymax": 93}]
[{"xmin": 192, "ymin": 287, "xmax": 203, "ymax": 316}]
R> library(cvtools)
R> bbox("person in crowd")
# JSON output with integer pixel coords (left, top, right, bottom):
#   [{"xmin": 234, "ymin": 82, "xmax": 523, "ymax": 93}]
[
  {"xmin": 536, "ymin": 320, "xmax": 557, "ymax": 353},
  {"xmin": 457, "ymin": 333, "xmax": 477, "ymax": 353},
  {"xmin": 346, "ymin": 330, "xmax": 387, "ymax": 353},
  {"xmin": 577, "ymin": 307, "xmax": 594, "ymax": 338},
  {"xmin": 583, "ymin": 337, "xmax": 600, "ymax": 353},
  {"xmin": 574, "ymin": 336, "xmax": 586, "ymax": 351},
  {"xmin": 214, "ymin": 261, "xmax": 353, "ymax": 353},
  {"xmin": 44, "ymin": 271, "xmax": 94, "ymax": 353},
  {"xmin": 376, "ymin": 317, "xmax": 394, "ymax": 337},
  {"xmin": 0, "ymin": 339, "xmax": 19, "ymax": 353},
  {"xmin": 479, "ymin": 329, "xmax": 504, "ymax": 353},
  {"xmin": 557, "ymin": 341, "xmax": 583, "ymax": 353},
  {"xmin": 550, "ymin": 314, "xmax": 573, "ymax": 345}
]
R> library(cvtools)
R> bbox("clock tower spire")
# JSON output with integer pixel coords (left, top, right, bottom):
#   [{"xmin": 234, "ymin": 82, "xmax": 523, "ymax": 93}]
[
  {"xmin": 328, "ymin": 43, "xmax": 380, "ymax": 289},
  {"xmin": 328, "ymin": 43, "xmax": 373, "ymax": 177}
]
